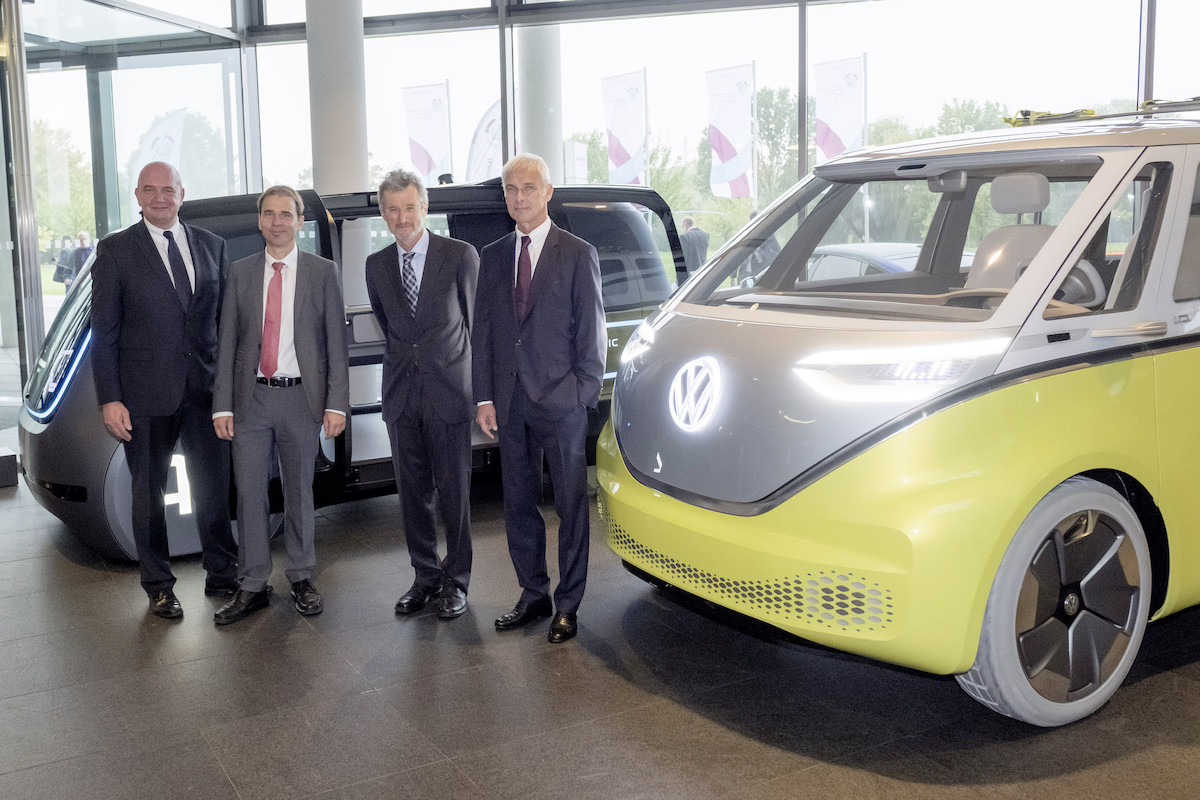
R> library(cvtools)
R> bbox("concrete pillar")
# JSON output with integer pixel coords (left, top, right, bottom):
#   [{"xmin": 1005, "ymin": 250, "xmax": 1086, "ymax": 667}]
[
  {"xmin": 305, "ymin": 0, "xmax": 370, "ymax": 194},
  {"xmin": 304, "ymin": 0, "xmax": 372, "ymax": 413},
  {"xmin": 516, "ymin": 25, "xmax": 564, "ymax": 183}
]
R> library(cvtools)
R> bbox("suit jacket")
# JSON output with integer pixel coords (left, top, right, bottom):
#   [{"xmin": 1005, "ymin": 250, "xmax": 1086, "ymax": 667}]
[
  {"xmin": 365, "ymin": 232, "xmax": 479, "ymax": 424},
  {"xmin": 91, "ymin": 219, "xmax": 228, "ymax": 417},
  {"xmin": 212, "ymin": 250, "xmax": 350, "ymax": 424},
  {"xmin": 680, "ymin": 226, "xmax": 710, "ymax": 271},
  {"xmin": 472, "ymin": 223, "xmax": 606, "ymax": 424}
]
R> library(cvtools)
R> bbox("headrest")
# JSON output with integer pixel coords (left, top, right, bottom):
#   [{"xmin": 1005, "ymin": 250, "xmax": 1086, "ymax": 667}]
[{"xmin": 991, "ymin": 172, "xmax": 1050, "ymax": 215}]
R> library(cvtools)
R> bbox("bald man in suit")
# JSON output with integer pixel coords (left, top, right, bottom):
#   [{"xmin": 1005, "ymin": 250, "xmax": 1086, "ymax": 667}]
[
  {"xmin": 366, "ymin": 169, "xmax": 479, "ymax": 620},
  {"xmin": 91, "ymin": 161, "xmax": 238, "ymax": 619},
  {"xmin": 473, "ymin": 153, "xmax": 606, "ymax": 644},
  {"xmin": 211, "ymin": 185, "xmax": 349, "ymax": 625}
]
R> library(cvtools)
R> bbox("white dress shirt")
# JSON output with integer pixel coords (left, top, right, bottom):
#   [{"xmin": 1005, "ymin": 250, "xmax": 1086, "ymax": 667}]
[
  {"xmin": 513, "ymin": 216, "xmax": 552, "ymax": 282},
  {"xmin": 143, "ymin": 218, "xmax": 196, "ymax": 292},
  {"xmin": 397, "ymin": 227, "xmax": 430, "ymax": 294},
  {"xmin": 260, "ymin": 246, "xmax": 301, "ymax": 380}
]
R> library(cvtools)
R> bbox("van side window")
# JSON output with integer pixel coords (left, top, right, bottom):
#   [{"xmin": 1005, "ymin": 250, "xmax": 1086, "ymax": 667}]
[
  {"xmin": 560, "ymin": 201, "xmax": 675, "ymax": 312},
  {"xmin": 1172, "ymin": 167, "xmax": 1200, "ymax": 302},
  {"xmin": 1042, "ymin": 162, "xmax": 1173, "ymax": 318}
]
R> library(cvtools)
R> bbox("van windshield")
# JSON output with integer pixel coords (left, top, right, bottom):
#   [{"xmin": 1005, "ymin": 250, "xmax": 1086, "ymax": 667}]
[{"xmin": 683, "ymin": 159, "xmax": 1103, "ymax": 322}]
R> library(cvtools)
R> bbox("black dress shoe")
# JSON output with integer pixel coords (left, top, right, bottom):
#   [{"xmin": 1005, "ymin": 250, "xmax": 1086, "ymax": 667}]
[
  {"xmin": 394, "ymin": 582, "xmax": 442, "ymax": 615},
  {"xmin": 291, "ymin": 579, "xmax": 323, "ymax": 616},
  {"xmin": 204, "ymin": 576, "xmax": 239, "ymax": 598},
  {"xmin": 149, "ymin": 589, "xmax": 183, "ymax": 619},
  {"xmin": 494, "ymin": 596, "xmax": 553, "ymax": 630},
  {"xmin": 547, "ymin": 611, "xmax": 578, "ymax": 643},
  {"xmin": 436, "ymin": 580, "xmax": 468, "ymax": 620},
  {"xmin": 213, "ymin": 587, "xmax": 271, "ymax": 626}
]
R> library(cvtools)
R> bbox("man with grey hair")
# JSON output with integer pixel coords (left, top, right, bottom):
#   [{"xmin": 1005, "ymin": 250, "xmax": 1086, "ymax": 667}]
[
  {"xmin": 367, "ymin": 169, "xmax": 479, "ymax": 619},
  {"xmin": 473, "ymin": 153, "xmax": 605, "ymax": 643}
]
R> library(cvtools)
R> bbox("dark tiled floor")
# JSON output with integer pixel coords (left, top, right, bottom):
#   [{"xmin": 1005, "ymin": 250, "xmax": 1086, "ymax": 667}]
[{"xmin": 3, "ymin": 440, "xmax": 1200, "ymax": 798}]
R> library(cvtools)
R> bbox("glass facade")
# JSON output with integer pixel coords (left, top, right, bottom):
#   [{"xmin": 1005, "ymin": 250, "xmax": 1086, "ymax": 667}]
[{"xmin": 6, "ymin": 0, "xmax": 1197, "ymax": 407}]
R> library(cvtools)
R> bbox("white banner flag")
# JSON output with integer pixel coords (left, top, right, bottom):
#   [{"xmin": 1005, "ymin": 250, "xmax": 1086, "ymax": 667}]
[
  {"xmin": 402, "ymin": 82, "xmax": 453, "ymax": 184},
  {"xmin": 814, "ymin": 56, "xmax": 866, "ymax": 164},
  {"xmin": 601, "ymin": 71, "xmax": 646, "ymax": 186},
  {"xmin": 133, "ymin": 109, "xmax": 186, "ymax": 181},
  {"xmin": 465, "ymin": 100, "xmax": 503, "ymax": 183},
  {"xmin": 706, "ymin": 64, "xmax": 755, "ymax": 199}
]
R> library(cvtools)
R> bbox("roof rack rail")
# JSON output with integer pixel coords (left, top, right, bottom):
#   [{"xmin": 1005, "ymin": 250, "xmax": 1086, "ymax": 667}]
[{"xmin": 1004, "ymin": 97, "xmax": 1200, "ymax": 127}]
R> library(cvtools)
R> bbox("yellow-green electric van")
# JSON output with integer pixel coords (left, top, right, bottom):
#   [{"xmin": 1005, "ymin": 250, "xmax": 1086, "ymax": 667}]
[{"xmin": 600, "ymin": 110, "xmax": 1200, "ymax": 726}]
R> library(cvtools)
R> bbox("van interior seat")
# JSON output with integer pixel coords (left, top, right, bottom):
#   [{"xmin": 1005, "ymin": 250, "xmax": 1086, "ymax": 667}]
[{"xmin": 965, "ymin": 172, "xmax": 1054, "ymax": 291}]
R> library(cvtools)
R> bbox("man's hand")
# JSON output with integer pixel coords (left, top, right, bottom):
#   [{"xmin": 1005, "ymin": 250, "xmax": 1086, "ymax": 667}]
[
  {"xmin": 323, "ymin": 411, "xmax": 346, "ymax": 440},
  {"xmin": 214, "ymin": 416, "xmax": 234, "ymax": 441},
  {"xmin": 476, "ymin": 403, "xmax": 498, "ymax": 440},
  {"xmin": 102, "ymin": 401, "xmax": 133, "ymax": 442}
]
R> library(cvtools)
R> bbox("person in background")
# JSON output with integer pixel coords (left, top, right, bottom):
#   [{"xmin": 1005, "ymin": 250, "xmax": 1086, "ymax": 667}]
[{"xmin": 679, "ymin": 216, "xmax": 710, "ymax": 272}]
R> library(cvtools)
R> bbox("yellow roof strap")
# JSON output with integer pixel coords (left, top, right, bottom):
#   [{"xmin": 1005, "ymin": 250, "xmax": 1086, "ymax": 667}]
[{"xmin": 1004, "ymin": 109, "xmax": 1096, "ymax": 127}]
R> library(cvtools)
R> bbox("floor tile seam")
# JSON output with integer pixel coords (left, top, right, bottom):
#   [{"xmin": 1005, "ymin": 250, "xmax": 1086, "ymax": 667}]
[
  {"xmin": 445, "ymin": 693, "xmax": 680, "ymax": 765},
  {"xmin": 0, "ymin": 748, "xmax": 119, "ymax": 780},
  {"xmin": 367, "ymin": 658, "xmax": 510, "ymax": 695},
  {"xmin": 305, "ymin": 616, "xmax": 378, "ymax": 683},
  {"xmin": 0, "ymin": 519, "xmax": 79, "ymax": 537},
  {"xmin": 0, "ymin": 554, "xmax": 119, "ymax": 579},
  {"xmin": 291, "ymin": 756, "xmax": 462, "ymax": 799},
  {"xmin": 814, "ymin": 734, "xmax": 1034, "ymax": 798},
  {"xmin": 199, "ymin": 724, "xmax": 253, "ymax": 800}
]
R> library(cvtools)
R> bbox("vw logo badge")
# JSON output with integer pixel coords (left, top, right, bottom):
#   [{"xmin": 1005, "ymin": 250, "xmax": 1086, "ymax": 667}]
[{"xmin": 669, "ymin": 357, "xmax": 721, "ymax": 432}]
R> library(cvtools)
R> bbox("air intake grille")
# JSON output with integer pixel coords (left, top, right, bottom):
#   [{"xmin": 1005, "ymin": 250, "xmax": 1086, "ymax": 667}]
[{"xmin": 606, "ymin": 510, "xmax": 896, "ymax": 633}]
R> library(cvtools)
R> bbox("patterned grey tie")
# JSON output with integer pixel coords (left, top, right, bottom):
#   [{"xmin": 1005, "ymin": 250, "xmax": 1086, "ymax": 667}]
[{"xmin": 401, "ymin": 250, "xmax": 418, "ymax": 317}]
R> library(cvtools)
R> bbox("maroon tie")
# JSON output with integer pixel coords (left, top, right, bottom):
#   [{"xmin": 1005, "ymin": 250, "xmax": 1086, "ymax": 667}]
[
  {"xmin": 514, "ymin": 235, "xmax": 532, "ymax": 319},
  {"xmin": 260, "ymin": 261, "xmax": 284, "ymax": 378}
]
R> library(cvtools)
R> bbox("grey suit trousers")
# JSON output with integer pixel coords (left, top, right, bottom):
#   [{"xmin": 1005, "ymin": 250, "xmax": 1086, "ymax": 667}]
[{"xmin": 232, "ymin": 382, "xmax": 321, "ymax": 591}]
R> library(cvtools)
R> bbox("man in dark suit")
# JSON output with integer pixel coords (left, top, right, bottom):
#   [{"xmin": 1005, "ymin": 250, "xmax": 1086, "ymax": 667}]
[
  {"xmin": 366, "ymin": 169, "xmax": 479, "ymax": 620},
  {"xmin": 473, "ymin": 153, "xmax": 606, "ymax": 643},
  {"xmin": 91, "ymin": 161, "xmax": 239, "ymax": 619},
  {"xmin": 679, "ymin": 216, "xmax": 710, "ymax": 272},
  {"xmin": 210, "ymin": 185, "xmax": 350, "ymax": 625}
]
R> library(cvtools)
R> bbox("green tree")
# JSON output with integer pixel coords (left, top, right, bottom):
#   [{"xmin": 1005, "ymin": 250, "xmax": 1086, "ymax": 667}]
[
  {"xmin": 564, "ymin": 130, "xmax": 608, "ymax": 184},
  {"xmin": 754, "ymin": 86, "xmax": 801, "ymax": 209},
  {"xmin": 935, "ymin": 98, "xmax": 1008, "ymax": 136},
  {"xmin": 32, "ymin": 119, "xmax": 95, "ymax": 251}
]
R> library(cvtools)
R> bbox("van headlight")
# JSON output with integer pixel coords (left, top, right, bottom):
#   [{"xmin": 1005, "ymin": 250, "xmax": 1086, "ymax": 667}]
[
  {"xmin": 620, "ymin": 319, "xmax": 660, "ymax": 365},
  {"xmin": 793, "ymin": 337, "xmax": 1011, "ymax": 403}
]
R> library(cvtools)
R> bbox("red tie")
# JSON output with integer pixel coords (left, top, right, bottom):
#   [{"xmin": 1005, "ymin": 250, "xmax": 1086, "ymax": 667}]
[
  {"xmin": 514, "ymin": 235, "xmax": 532, "ymax": 319},
  {"xmin": 260, "ymin": 261, "xmax": 284, "ymax": 378}
]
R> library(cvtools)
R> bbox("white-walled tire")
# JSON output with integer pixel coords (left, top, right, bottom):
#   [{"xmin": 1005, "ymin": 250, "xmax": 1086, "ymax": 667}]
[{"xmin": 956, "ymin": 476, "xmax": 1151, "ymax": 726}]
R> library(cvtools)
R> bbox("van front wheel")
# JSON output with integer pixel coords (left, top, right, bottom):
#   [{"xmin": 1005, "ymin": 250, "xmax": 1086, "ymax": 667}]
[{"xmin": 955, "ymin": 476, "xmax": 1151, "ymax": 726}]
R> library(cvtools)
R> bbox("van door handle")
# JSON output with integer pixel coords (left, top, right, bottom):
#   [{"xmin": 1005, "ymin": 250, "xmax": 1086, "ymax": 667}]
[{"xmin": 1091, "ymin": 321, "xmax": 1168, "ymax": 338}]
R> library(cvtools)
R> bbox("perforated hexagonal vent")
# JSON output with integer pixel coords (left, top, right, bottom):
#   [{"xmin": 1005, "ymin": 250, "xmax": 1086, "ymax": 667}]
[{"xmin": 605, "ymin": 506, "xmax": 895, "ymax": 633}]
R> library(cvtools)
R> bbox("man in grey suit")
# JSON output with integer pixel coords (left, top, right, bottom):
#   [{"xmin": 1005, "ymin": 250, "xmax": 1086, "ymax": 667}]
[
  {"xmin": 473, "ymin": 153, "xmax": 606, "ymax": 643},
  {"xmin": 211, "ymin": 185, "xmax": 350, "ymax": 625},
  {"xmin": 91, "ymin": 161, "xmax": 238, "ymax": 619},
  {"xmin": 366, "ymin": 169, "xmax": 479, "ymax": 619}
]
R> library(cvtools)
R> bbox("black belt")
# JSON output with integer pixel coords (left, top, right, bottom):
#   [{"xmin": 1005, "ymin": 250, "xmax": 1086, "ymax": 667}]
[{"xmin": 257, "ymin": 376, "xmax": 302, "ymax": 388}]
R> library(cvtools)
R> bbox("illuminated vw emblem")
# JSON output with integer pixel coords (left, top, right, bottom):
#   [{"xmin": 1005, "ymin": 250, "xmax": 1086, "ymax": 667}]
[{"xmin": 669, "ymin": 357, "xmax": 721, "ymax": 432}]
